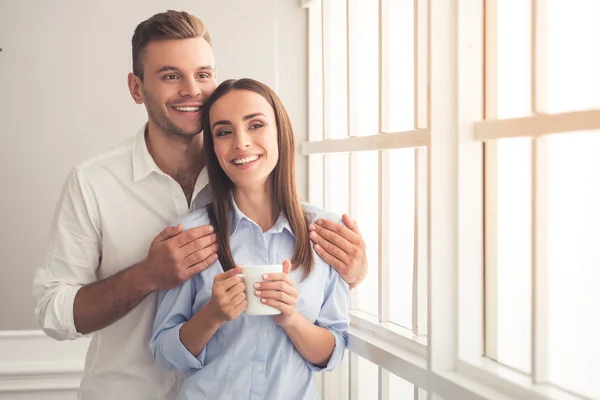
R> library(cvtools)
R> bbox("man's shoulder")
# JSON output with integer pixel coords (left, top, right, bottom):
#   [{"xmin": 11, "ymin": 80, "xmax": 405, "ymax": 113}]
[
  {"xmin": 74, "ymin": 135, "xmax": 137, "ymax": 175},
  {"xmin": 300, "ymin": 202, "xmax": 343, "ymax": 225},
  {"xmin": 171, "ymin": 206, "xmax": 212, "ymax": 231}
]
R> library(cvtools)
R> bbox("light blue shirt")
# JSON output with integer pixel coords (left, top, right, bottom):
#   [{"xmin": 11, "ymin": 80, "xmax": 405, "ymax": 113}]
[{"xmin": 150, "ymin": 199, "xmax": 350, "ymax": 400}]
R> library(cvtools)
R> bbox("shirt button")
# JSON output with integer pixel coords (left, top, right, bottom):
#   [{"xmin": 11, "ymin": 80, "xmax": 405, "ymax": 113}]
[
  {"xmin": 257, "ymin": 364, "xmax": 263, "ymax": 371},
  {"xmin": 262, "ymin": 332, "xmax": 269, "ymax": 338}
]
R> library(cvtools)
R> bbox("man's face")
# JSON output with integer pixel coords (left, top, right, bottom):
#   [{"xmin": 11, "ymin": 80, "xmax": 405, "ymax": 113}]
[{"xmin": 131, "ymin": 37, "xmax": 217, "ymax": 139}]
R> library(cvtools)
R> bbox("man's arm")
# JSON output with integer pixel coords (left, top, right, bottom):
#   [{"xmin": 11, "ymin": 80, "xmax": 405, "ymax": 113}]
[
  {"xmin": 308, "ymin": 214, "xmax": 368, "ymax": 289},
  {"xmin": 33, "ymin": 168, "xmax": 218, "ymax": 339},
  {"xmin": 72, "ymin": 224, "xmax": 218, "ymax": 335}
]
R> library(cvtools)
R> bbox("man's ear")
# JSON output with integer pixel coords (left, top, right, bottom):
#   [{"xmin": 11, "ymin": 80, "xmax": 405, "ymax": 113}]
[{"xmin": 127, "ymin": 73, "xmax": 144, "ymax": 105}]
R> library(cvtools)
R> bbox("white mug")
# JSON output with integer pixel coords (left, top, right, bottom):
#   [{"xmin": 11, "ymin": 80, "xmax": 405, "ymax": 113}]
[{"xmin": 238, "ymin": 264, "xmax": 283, "ymax": 316}]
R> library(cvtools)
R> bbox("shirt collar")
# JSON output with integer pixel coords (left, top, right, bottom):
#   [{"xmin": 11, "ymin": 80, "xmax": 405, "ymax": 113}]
[
  {"xmin": 229, "ymin": 195, "xmax": 294, "ymax": 237},
  {"xmin": 132, "ymin": 124, "xmax": 161, "ymax": 182}
]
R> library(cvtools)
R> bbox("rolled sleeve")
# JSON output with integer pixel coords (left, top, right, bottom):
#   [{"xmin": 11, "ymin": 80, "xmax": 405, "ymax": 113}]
[
  {"xmin": 151, "ymin": 280, "xmax": 207, "ymax": 371},
  {"xmin": 33, "ymin": 168, "xmax": 101, "ymax": 341},
  {"xmin": 307, "ymin": 268, "xmax": 350, "ymax": 372},
  {"xmin": 151, "ymin": 322, "xmax": 207, "ymax": 371},
  {"xmin": 34, "ymin": 281, "xmax": 83, "ymax": 340}
]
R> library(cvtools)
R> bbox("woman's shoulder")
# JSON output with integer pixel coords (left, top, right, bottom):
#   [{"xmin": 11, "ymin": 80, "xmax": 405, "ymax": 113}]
[
  {"xmin": 170, "ymin": 205, "xmax": 212, "ymax": 231},
  {"xmin": 300, "ymin": 202, "xmax": 343, "ymax": 226}
]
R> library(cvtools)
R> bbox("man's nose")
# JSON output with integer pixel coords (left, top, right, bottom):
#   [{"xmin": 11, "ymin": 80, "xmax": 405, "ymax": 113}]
[{"xmin": 179, "ymin": 77, "xmax": 202, "ymax": 98}]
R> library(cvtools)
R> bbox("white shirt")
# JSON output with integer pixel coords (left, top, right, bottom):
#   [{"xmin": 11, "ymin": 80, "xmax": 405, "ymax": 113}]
[{"xmin": 32, "ymin": 125, "xmax": 211, "ymax": 400}]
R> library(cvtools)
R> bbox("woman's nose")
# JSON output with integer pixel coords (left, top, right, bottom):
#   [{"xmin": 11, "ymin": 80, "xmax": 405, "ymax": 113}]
[{"xmin": 233, "ymin": 131, "xmax": 251, "ymax": 149}]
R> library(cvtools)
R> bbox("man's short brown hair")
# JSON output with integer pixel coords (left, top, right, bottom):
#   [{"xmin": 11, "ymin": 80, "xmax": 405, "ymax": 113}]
[{"xmin": 131, "ymin": 10, "xmax": 212, "ymax": 79}]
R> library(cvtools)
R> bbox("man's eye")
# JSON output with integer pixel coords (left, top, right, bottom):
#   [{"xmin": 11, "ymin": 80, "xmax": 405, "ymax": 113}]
[
  {"xmin": 164, "ymin": 74, "xmax": 178, "ymax": 80},
  {"xmin": 198, "ymin": 73, "xmax": 210, "ymax": 79}
]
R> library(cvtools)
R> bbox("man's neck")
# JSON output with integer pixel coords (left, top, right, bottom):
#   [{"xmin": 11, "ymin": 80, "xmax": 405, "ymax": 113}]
[
  {"xmin": 233, "ymin": 183, "xmax": 279, "ymax": 232},
  {"xmin": 145, "ymin": 122, "xmax": 205, "ymax": 203}
]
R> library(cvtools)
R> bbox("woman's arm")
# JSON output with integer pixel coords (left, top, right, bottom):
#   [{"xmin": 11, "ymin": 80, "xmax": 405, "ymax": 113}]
[
  {"xmin": 281, "ymin": 314, "xmax": 335, "ymax": 367},
  {"xmin": 179, "ymin": 267, "xmax": 247, "ymax": 356},
  {"xmin": 150, "ymin": 267, "xmax": 247, "ymax": 370},
  {"xmin": 258, "ymin": 260, "xmax": 350, "ymax": 370}
]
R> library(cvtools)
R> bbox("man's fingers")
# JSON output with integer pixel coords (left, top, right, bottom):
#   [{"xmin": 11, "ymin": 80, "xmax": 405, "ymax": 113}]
[
  {"xmin": 185, "ymin": 253, "xmax": 218, "ymax": 278},
  {"xmin": 153, "ymin": 224, "xmax": 183, "ymax": 243},
  {"xmin": 313, "ymin": 243, "xmax": 350, "ymax": 279},
  {"xmin": 309, "ymin": 219, "xmax": 361, "ymax": 248},
  {"xmin": 171, "ymin": 224, "xmax": 215, "ymax": 247},
  {"xmin": 183, "ymin": 243, "xmax": 218, "ymax": 268},
  {"xmin": 309, "ymin": 229, "xmax": 352, "ymax": 264},
  {"xmin": 179, "ymin": 233, "xmax": 217, "ymax": 257},
  {"xmin": 342, "ymin": 214, "xmax": 361, "ymax": 236}
]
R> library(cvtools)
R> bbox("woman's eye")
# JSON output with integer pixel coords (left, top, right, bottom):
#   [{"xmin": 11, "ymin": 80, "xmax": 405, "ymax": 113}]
[
  {"xmin": 215, "ymin": 130, "xmax": 232, "ymax": 137},
  {"xmin": 249, "ymin": 123, "xmax": 263, "ymax": 130}
]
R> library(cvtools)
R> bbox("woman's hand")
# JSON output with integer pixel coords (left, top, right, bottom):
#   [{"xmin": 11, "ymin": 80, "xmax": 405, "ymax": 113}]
[
  {"xmin": 255, "ymin": 260, "xmax": 299, "ymax": 326},
  {"xmin": 207, "ymin": 267, "xmax": 247, "ymax": 323}
]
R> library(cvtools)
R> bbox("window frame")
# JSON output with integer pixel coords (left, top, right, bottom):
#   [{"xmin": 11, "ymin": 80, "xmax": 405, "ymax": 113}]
[{"xmin": 304, "ymin": 0, "xmax": 600, "ymax": 399}]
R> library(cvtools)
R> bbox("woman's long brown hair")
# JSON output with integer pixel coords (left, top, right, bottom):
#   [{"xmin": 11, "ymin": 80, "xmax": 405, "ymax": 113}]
[{"xmin": 202, "ymin": 78, "xmax": 314, "ymax": 279}]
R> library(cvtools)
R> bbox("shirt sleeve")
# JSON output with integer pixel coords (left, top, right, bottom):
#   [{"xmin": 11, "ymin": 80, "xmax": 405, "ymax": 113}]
[
  {"xmin": 32, "ymin": 168, "xmax": 101, "ymax": 341},
  {"xmin": 307, "ymin": 267, "xmax": 350, "ymax": 372},
  {"xmin": 150, "ymin": 280, "xmax": 208, "ymax": 371}
]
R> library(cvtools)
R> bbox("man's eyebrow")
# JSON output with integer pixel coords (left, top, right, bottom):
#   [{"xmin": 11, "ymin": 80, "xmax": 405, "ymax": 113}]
[
  {"xmin": 156, "ymin": 65, "xmax": 215, "ymax": 74},
  {"xmin": 212, "ymin": 113, "xmax": 266, "ymax": 129},
  {"xmin": 156, "ymin": 66, "xmax": 180, "ymax": 74}
]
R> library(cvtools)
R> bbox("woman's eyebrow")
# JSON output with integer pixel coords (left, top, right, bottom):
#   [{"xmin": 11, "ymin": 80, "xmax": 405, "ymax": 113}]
[{"xmin": 212, "ymin": 113, "xmax": 266, "ymax": 129}]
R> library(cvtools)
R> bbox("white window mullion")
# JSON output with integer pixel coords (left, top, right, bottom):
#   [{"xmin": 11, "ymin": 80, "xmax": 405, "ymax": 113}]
[
  {"xmin": 378, "ymin": 0, "xmax": 391, "ymax": 325},
  {"xmin": 455, "ymin": 0, "xmax": 486, "ymax": 365},
  {"xmin": 308, "ymin": 2, "xmax": 325, "ymax": 206},
  {"xmin": 349, "ymin": 352, "xmax": 360, "ymax": 400},
  {"xmin": 530, "ymin": 0, "xmax": 548, "ymax": 385},
  {"xmin": 427, "ymin": 0, "xmax": 459, "ymax": 373},
  {"xmin": 379, "ymin": 367, "xmax": 390, "ymax": 400},
  {"xmin": 412, "ymin": 0, "xmax": 429, "ymax": 337},
  {"xmin": 413, "ymin": 147, "xmax": 428, "ymax": 336},
  {"xmin": 347, "ymin": 0, "xmax": 359, "ymax": 310},
  {"xmin": 483, "ymin": 0, "xmax": 499, "ymax": 362}
]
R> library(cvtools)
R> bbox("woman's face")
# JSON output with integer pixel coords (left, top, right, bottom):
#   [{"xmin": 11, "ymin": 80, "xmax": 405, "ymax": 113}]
[{"xmin": 209, "ymin": 89, "xmax": 279, "ymax": 189}]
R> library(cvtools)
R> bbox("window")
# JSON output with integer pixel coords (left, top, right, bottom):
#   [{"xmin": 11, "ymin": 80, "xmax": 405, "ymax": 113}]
[
  {"xmin": 304, "ymin": 0, "xmax": 599, "ymax": 399},
  {"xmin": 307, "ymin": 0, "xmax": 428, "ymax": 335},
  {"xmin": 481, "ymin": 0, "xmax": 600, "ymax": 398}
]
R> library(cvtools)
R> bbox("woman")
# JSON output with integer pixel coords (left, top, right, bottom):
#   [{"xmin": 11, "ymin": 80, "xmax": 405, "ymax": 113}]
[{"xmin": 150, "ymin": 78, "xmax": 349, "ymax": 400}]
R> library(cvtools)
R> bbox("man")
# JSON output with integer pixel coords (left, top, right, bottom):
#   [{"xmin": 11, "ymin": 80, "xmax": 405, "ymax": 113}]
[{"xmin": 33, "ymin": 10, "xmax": 367, "ymax": 400}]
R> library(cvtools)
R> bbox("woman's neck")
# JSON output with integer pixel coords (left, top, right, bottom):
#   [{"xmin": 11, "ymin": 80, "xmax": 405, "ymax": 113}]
[{"xmin": 233, "ymin": 182, "xmax": 279, "ymax": 232}]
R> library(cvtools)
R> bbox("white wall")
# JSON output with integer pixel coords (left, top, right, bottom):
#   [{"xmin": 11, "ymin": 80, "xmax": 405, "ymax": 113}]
[{"xmin": 0, "ymin": 0, "xmax": 307, "ymax": 396}]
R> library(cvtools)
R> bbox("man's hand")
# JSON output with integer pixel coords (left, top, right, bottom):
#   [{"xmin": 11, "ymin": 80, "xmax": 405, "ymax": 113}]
[
  {"xmin": 142, "ymin": 224, "xmax": 219, "ymax": 291},
  {"xmin": 308, "ymin": 214, "xmax": 367, "ymax": 289},
  {"xmin": 207, "ymin": 267, "xmax": 247, "ymax": 323}
]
